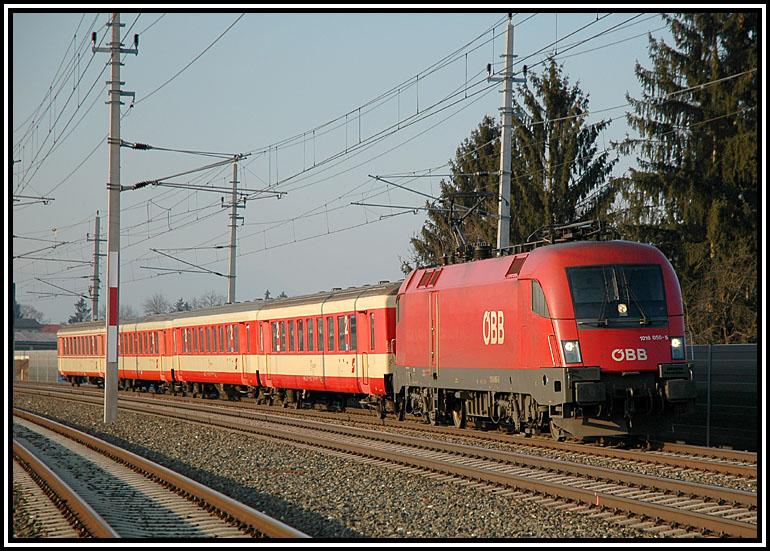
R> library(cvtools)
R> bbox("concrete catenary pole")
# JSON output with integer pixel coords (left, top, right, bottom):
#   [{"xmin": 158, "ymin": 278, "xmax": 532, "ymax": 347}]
[
  {"xmin": 496, "ymin": 15, "xmax": 515, "ymax": 252},
  {"xmin": 227, "ymin": 159, "xmax": 238, "ymax": 304},
  {"xmin": 489, "ymin": 14, "xmax": 524, "ymax": 254},
  {"xmin": 94, "ymin": 13, "xmax": 137, "ymax": 423},
  {"xmin": 91, "ymin": 211, "xmax": 101, "ymax": 320}
]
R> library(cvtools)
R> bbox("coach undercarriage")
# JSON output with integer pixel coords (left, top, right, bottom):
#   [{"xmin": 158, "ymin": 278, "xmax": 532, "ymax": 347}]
[{"xmin": 108, "ymin": 377, "xmax": 390, "ymax": 416}]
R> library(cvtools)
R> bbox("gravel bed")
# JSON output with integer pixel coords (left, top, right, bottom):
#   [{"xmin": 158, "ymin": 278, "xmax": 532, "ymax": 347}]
[
  {"xmin": 301, "ymin": 412, "xmax": 757, "ymax": 493},
  {"xmin": 13, "ymin": 481, "xmax": 46, "ymax": 539},
  {"xmin": 13, "ymin": 394, "xmax": 661, "ymax": 539}
]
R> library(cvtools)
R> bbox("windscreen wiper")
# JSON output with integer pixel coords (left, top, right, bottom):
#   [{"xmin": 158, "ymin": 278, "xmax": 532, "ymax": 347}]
[{"xmin": 619, "ymin": 268, "xmax": 650, "ymax": 325}]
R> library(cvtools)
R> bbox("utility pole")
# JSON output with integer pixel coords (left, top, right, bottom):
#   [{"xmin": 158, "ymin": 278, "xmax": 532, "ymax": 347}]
[
  {"xmin": 93, "ymin": 13, "xmax": 137, "ymax": 424},
  {"xmin": 488, "ymin": 14, "xmax": 525, "ymax": 254},
  {"xmin": 227, "ymin": 158, "xmax": 243, "ymax": 304},
  {"xmin": 87, "ymin": 211, "xmax": 106, "ymax": 320}
]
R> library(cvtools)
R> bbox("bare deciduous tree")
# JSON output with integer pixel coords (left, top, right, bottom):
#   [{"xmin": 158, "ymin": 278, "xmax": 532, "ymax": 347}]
[{"xmin": 143, "ymin": 293, "xmax": 170, "ymax": 315}]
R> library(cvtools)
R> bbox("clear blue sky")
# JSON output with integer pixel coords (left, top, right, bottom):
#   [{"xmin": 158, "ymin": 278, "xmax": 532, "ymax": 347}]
[{"xmin": 11, "ymin": 10, "xmax": 676, "ymax": 324}]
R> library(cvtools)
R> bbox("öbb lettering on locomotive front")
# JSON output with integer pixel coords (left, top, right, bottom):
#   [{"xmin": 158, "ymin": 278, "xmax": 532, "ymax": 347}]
[{"xmin": 611, "ymin": 348, "xmax": 648, "ymax": 361}]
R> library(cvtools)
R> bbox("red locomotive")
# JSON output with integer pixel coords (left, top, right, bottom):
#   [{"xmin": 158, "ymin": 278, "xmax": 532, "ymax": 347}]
[
  {"xmin": 58, "ymin": 238, "xmax": 695, "ymax": 440},
  {"xmin": 393, "ymin": 240, "xmax": 695, "ymax": 439}
]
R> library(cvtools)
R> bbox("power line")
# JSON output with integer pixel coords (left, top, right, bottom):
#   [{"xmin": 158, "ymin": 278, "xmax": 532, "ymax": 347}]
[{"xmin": 134, "ymin": 13, "xmax": 246, "ymax": 106}]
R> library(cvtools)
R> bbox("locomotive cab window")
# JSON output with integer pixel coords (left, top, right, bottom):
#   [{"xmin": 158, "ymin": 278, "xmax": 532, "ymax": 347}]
[
  {"xmin": 531, "ymin": 280, "xmax": 551, "ymax": 318},
  {"xmin": 567, "ymin": 264, "xmax": 668, "ymax": 327}
]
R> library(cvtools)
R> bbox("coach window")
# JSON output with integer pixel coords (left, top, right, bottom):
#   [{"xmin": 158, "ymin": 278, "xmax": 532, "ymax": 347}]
[
  {"xmin": 271, "ymin": 322, "xmax": 277, "ymax": 351},
  {"xmin": 337, "ymin": 316, "xmax": 347, "ymax": 351},
  {"xmin": 233, "ymin": 324, "xmax": 239, "ymax": 352},
  {"xmin": 218, "ymin": 325, "xmax": 223, "ymax": 353},
  {"xmin": 149, "ymin": 333, "xmax": 154, "ymax": 354},
  {"xmin": 370, "ymin": 313, "xmax": 376, "ymax": 350},
  {"xmin": 531, "ymin": 280, "xmax": 551, "ymax": 318},
  {"xmin": 288, "ymin": 320, "xmax": 295, "ymax": 352},
  {"xmin": 297, "ymin": 320, "xmax": 304, "ymax": 352},
  {"xmin": 205, "ymin": 327, "xmax": 210, "ymax": 352},
  {"xmin": 307, "ymin": 319, "xmax": 314, "ymax": 352},
  {"xmin": 280, "ymin": 321, "xmax": 286, "ymax": 352},
  {"xmin": 327, "ymin": 317, "xmax": 335, "ymax": 351},
  {"xmin": 199, "ymin": 328, "xmax": 205, "ymax": 352},
  {"xmin": 317, "ymin": 317, "xmax": 324, "ymax": 351},
  {"xmin": 350, "ymin": 315, "xmax": 357, "ymax": 351}
]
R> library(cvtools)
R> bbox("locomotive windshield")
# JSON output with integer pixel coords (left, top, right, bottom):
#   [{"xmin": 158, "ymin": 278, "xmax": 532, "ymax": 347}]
[{"xmin": 566, "ymin": 264, "xmax": 667, "ymax": 327}]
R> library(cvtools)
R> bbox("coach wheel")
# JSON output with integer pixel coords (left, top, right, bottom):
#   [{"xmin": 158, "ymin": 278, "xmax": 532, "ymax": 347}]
[
  {"xmin": 451, "ymin": 401, "xmax": 467, "ymax": 429},
  {"xmin": 376, "ymin": 399, "xmax": 387, "ymax": 420}
]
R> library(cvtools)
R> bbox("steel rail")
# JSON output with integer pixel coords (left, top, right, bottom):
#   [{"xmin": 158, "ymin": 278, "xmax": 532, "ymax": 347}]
[
  {"xmin": 13, "ymin": 409, "xmax": 309, "ymax": 539},
  {"xmin": 14, "ymin": 383, "xmax": 757, "ymax": 479},
  {"xmin": 102, "ymin": 400, "xmax": 757, "ymax": 538},
  {"xmin": 650, "ymin": 440, "xmax": 757, "ymax": 464},
  {"xmin": 502, "ymin": 434, "xmax": 758, "ymax": 479},
  {"xmin": 16, "ymin": 396, "xmax": 755, "ymax": 538},
  {"xmin": 13, "ymin": 439, "xmax": 119, "ymax": 538}
]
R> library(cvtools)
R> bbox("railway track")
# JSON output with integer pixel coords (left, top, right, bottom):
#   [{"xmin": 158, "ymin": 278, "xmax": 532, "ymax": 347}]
[
  {"xmin": 12, "ymin": 409, "xmax": 309, "ymax": 539},
  {"xmin": 15, "ymin": 383, "xmax": 757, "ymax": 482},
  {"xmin": 13, "ymin": 386, "xmax": 758, "ymax": 538}
]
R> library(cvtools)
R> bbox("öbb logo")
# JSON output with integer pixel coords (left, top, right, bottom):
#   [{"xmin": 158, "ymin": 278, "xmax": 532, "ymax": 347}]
[
  {"xmin": 611, "ymin": 348, "xmax": 648, "ymax": 361},
  {"xmin": 482, "ymin": 310, "xmax": 505, "ymax": 345}
]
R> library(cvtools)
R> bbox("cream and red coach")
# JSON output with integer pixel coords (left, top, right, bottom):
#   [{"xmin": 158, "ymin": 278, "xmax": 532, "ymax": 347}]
[
  {"xmin": 58, "ymin": 282, "xmax": 399, "ymax": 410},
  {"xmin": 393, "ymin": 240, "xmax": 696, "ymax": 439}
]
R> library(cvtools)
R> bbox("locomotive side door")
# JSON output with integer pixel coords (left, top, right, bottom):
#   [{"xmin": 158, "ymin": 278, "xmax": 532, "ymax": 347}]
[{"xmin": 429, "ymin": 291, "xmax": 439, "ymax": 377}]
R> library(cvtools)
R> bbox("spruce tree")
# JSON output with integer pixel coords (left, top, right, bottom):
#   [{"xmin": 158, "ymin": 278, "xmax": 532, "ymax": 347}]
[
  {"xmin": 68, "ymin": 297, "xmax": 91, "ymax": 324},
  {"xmin": 615, "ymin": 12, "xmax": 757, "ymax": 343}
]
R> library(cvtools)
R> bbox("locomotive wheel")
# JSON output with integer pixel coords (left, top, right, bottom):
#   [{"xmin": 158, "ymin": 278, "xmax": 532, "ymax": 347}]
[
  {"xmin": 549, "ymin": 420, "xmax": 566, "ymax": 442},
  {"xmin": 425, "ymin": 410, "xmax": 439, "ymax": 426},
  {"xmin": 451, "ymin": 401, "xmax": 467, "ymax": 429}
]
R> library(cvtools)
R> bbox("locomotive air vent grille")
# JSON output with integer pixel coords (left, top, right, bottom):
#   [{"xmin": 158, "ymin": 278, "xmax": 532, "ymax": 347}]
[
  {"xmin": 417, "ymin": 268, "xmax": 442, "ymax": 288},
  {"xmin": 505, "ymin": 256, "xmax": 526, "ymax": 278}
]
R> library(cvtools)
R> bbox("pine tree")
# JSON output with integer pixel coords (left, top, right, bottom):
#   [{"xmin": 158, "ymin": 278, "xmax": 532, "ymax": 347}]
[{"xmin": 615, "ymin": 12, "xmax": 758, "ymax": 343}]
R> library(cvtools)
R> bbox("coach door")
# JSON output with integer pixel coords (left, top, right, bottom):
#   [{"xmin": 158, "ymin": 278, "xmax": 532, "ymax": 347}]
[{"xmin": 429, "ymin": 291, "xmax": 439, "ymax": 377}]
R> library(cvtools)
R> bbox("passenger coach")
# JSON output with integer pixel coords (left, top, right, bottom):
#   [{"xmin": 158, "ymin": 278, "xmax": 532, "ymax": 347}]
[{"xmin": 58, "ymin": 282, "xmax": 399, "ymax": 412}]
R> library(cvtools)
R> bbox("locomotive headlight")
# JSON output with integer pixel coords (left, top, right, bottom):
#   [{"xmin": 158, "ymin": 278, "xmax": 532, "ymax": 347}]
[
  {"xmin": 670, "ymin": 336, "xmax": 685, "ymax": 360},
  {"xmin": 561, "ymin": 340, "xmax": 582, "ymax": 364}
]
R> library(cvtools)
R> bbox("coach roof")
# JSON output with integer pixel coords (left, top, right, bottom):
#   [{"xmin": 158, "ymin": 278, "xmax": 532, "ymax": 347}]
[{"xmin": 58, "ymin": 281, "xmax": 401, "ymax": 333}]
